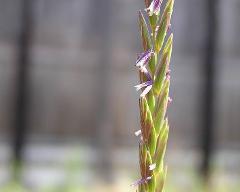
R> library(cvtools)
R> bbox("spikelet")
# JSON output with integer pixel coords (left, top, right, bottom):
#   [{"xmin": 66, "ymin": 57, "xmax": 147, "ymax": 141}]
[{"xmin": 134, "ymin": 0, "xmax": 174, "ymax": 191}]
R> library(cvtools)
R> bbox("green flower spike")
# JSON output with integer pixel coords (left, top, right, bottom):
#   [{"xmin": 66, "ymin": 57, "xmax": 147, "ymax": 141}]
[{"xmin": 133, "ymin": 0, "xmax": 174, "ymax": 192}]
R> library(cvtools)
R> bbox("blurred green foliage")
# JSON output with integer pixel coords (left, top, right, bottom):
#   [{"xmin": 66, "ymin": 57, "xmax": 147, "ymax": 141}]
[{"xmin": 1, "ymin": 171, "xmax": 239, "ymax": 192}]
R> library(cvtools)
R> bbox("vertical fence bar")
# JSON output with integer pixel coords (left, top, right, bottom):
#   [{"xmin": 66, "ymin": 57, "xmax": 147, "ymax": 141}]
[
  {"xmin": 13, "ymin": 0, "xmax": 32, "ymax": 175},
  {"xmin": 201, "ymin": 0, "xmax": 218, "ymax": 180},
  {"xmin": 90, "ymin": 0, "xmax": 114, "ymax": 182}
]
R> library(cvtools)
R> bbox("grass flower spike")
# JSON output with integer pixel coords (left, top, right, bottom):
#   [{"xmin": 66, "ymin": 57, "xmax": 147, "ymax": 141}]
[{"xmin": 134, "ymin": 0, "xmax": 174, "ymax": 192}]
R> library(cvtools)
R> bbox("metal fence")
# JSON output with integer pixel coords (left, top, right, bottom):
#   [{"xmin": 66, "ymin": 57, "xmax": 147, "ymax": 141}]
[{"xmin": 0, "ymin": 0, "xmax": 240, "ymax": 179}]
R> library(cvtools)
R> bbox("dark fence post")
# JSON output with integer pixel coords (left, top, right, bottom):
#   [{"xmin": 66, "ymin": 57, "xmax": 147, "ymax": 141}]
[
  {"xmin": 89, "ymin": 0, "xmax": 114, "ymax": 182},
  {"xmin": 13, "ymin": 0, "xmax": 32, "ymax": 176},
  {"xmin": 201, "ymin": 0, "xmax": 218, "ymax": 180}
]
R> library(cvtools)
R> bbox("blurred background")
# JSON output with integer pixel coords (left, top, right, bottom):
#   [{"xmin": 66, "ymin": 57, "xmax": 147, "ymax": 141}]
[{"xmin": 0, "ymin": 0, "xmax": 239, "ymax": 191}]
